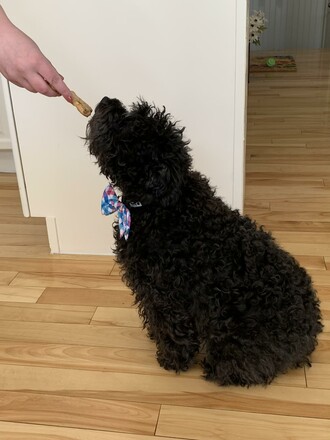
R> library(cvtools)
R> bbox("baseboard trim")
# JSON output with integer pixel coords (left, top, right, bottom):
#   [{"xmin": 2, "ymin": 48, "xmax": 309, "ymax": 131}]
[{"xmin": 46, "ymin": 217, "xmax": 60, "ymax": 254}]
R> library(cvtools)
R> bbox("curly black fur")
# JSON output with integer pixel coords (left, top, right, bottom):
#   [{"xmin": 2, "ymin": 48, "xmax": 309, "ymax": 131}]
[{"xmin": 86, "ymin": 96, "xmax": 323, "ymax": 386}]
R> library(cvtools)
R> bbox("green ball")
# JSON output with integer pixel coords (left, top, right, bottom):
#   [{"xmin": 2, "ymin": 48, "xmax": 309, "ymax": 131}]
[{"xmin": 266, "ymin": 57, "xmax": 276, "ymax": 67}]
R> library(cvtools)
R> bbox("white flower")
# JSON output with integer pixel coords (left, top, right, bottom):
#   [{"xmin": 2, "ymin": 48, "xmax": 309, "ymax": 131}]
[
  {"xmin": 249, "ymin": 10, "xmax": 267, "ymax": 45},
  {"xmin": 249, "ymin": 31, "xmax": 260, "ymax": 44},
  {"xmin": 250, "ymin": 16, "xmax": 263, "ymax": 27}
]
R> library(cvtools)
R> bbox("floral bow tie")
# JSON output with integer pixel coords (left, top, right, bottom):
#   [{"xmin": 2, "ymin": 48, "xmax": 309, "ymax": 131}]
[{"xmin": 101, "ymin": 184, "xmax": 131, "ymax": 240}]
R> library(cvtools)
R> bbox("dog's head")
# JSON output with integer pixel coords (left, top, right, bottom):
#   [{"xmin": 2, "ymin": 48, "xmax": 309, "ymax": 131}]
[{"xmin": 86, "ymin": 97, "xmax": 192, "ymax": 206}]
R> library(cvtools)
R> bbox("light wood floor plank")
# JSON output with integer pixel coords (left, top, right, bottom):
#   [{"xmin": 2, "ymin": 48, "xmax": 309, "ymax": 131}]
[
  {"xmin": 45, "ymin": 255, "xmax": 115, "ymax": 262},
  {"xmin": 269, "ymin": 243, "xmax": 330, "ymax": 257},
  {"xmin": 0, "ymin": 341, "xmax": 161, "ymax": 376},
  {"xmin": 0, "ymin": 189, "xmax": 21, "ymax": 198},
  {"xmin": 248, "ymin": 146, "xmax": 330, "ymax": 156},
  {"xmin": 0, "ymin": 224, "xmax": 47, "ymax": 235},
  {"xmin": 156, "ymin": 405, "xmax": 330, "ymax": 440},
  {"xmin": 291, "ymin": 255, "xmax": 326, "ymax": 271},
  {"xmin": 312, "ymin": 334, "xmax": 330, "ymax": 364},
  {"xmin": 0, "ymin": 215, "xmax": 45, "ymax": 226},
  {"xmin": 110, "ymin": 263, "xmax": 122, "ymax": 276},
  {"xmin": 306, "ymin": 363, "xmax": 330, "ymax": 389},
  {"xmin": 312, "ymin": 286, "xmax": 330, "ymax": 298},
  {"xmin": 0, "ymin": 303, "xmax": 96, "ymax": 324},
  {"xmin": 245, "ymin": 185, "xmax": 330, "ymax": 200},
  {"xmin": 0, "ymin": 364, "xmax": 314, "ymax": 413},
  {"xmin": 246, "ymin": 172, "xmax": 327, "ymax": 182},
  {"xmin": 37, "ymin": 287, "xmax": 134, "ymax": 308},
  {"xmin": 246, "ymin": 163, "xmax": 330, "ymax": 175},
  {"xmin": 0, "ymin": 245, "xmax": 51, "ymax": 258},
  {"xmin": 0, "ymin": 391, "xmax": 159, "ymax": 435},
  {"xmin": 308, "ymin": 270, "xmax": 330, "ymax": 286},
  {"xmin": 0, "ymin": 206, "xmax": 23, "ymax": 216},
  {"xmin": 0, "ymin": 321, "xmax": 151, "ymax": 349},
  {"xmin": 10, "ymin": 272, "xmax": 129, "ymax": 290},
  {"xmin": 0, "ymin": 257, "xmax": 114, "ymax": 276},
  {"xmin": 0, "ymin": 340, "xmax": 305, "ymax": 385},
  {"xmin": 0, "ymin": 234, "xmax": 48, "ymax": 246},
  {"xmin": 274, "ymin": 232, "xmax": 330, "ymax": 245},
  {"xmin": 0, "ymin": 286, "xmax": 45, "ymax": 303},
  {"xmin": 244, "ymin": 200, "xmax": 270, "ymax": 210},
  {"xmin": 250, "ymin": 211, "xmax": 330, "ymax": 225},
  {"xmin": 246, "ymin": 177, "xmax": 325, "ymax": 187},
  {"xmin": 269, "ymin": 200, "xmax": 330, "ymax": 212},
  {"xmin": 91, "ymin": 307, "xmax": 141, "ymax": 327},
  {"xmin": 0, "ymin": 271, "xmax": 17, "ymax": 286},
  {"xmin": 323, "ymin": 257, "xmax": 330, "ymax": 270},
  {"xmin": 248, "ymin": 221, "xmax": 330, "ymax": 233},
  {"xmin": 0, "ymin": 173, "xmax": 18, "ymax": 185},
  {"xmin": 0, "ymin": 421, "xmax": 180, "ymax": 440}
]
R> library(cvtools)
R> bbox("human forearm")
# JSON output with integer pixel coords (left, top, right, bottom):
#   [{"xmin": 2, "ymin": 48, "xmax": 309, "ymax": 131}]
[{"xmin": 0, "ymin": 5, "xmax": 71, "ymax": 101}]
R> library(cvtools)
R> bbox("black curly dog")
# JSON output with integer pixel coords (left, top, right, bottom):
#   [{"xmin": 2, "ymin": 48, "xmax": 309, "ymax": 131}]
[{"xmin": 86, "ymin": 97, "xmax": 323, "ymax": 386}]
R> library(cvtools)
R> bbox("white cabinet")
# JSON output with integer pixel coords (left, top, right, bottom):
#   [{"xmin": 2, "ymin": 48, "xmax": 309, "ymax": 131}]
[{"xmin": 1, "ymin": 0, "xmax": 248, "ymax": 255}]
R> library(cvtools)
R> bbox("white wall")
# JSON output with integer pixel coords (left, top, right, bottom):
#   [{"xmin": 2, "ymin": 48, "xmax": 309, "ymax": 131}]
[
  {"xmin": 250, "ymin": 0, "xmax": 327, "ymax": 51},
  {"xmin": 2, "ymin": 0, "xmax": 248, "ymax": 255}
]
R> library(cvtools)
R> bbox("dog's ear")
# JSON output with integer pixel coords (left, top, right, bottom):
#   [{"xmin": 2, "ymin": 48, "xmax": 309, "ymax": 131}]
[
  {"xmin": 128, "ymin": 100, "xmax": 192, "ymax": 206},
  {"xmin": 145, "ymin": 142, "xmax": 191, "ymax": 207}
]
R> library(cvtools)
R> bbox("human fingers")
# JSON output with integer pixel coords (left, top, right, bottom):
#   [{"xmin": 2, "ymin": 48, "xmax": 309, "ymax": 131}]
[
  {"xmin": 38, "ymin": 62, "xmax": 72, "ymax": 102},
  {"xmin": 9, "ymin": 76, "xmax": 37, "ymax": 93},
  {"xmin": 50, "ymin": 74, "xmax": 71, "ymax": 102},
  {"xmin": 25, "ymin": 72, "xmax": 60, "ymax": 97}
]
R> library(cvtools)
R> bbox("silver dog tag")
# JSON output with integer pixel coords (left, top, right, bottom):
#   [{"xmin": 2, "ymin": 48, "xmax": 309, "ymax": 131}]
[{"xmin": 129, "ymin": 201, "xmax": 143, "ymax": 208}]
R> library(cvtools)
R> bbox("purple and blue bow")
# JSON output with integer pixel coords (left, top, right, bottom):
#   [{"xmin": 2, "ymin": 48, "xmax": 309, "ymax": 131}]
[{"xmin": 101, "ymin": 184, "xmax": 131, "ymax": 240}]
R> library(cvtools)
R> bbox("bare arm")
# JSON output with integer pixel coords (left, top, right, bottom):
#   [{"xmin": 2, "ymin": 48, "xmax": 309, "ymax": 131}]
[{"xmin": 0, "ymin": 5, "xmax": 71, "ymax": 102}]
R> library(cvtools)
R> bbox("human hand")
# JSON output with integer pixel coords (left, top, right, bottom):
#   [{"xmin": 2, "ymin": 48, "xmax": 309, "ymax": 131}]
[{"xmin": 0, "ymin": 7, "xmax": 72, "ymax": 102}]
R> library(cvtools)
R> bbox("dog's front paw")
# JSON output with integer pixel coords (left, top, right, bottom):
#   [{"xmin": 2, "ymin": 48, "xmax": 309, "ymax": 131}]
[{"xmin": 157, "ymin": 343, "xmax": 198, "ymax": 372}]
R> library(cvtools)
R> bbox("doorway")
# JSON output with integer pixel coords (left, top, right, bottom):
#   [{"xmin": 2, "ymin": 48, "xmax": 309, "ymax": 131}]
[
  {"xmin": 250, "ymin": 0, "xmax": 327, "ymax": 52},
  {"xmin": 323, "ymin": 2, "xmax": 330, "ymax": 47}
]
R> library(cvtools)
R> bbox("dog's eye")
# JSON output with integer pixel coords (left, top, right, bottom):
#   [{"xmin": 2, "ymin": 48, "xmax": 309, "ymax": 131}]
[{"xmin": 145, "ymin": 166, "xmax": 169, "ymax": 195}]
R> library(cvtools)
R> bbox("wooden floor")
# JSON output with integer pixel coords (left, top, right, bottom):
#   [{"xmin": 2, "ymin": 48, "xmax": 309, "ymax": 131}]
[{"xmin": 1, "ymin": 49, "xmax": 330, "ymax": 439}]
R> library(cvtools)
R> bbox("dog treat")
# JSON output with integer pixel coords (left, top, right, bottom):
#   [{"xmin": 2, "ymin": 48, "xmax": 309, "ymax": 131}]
[{"xmin": 71, "ymin": 91, "xmax": 93, "ymax": 117}]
